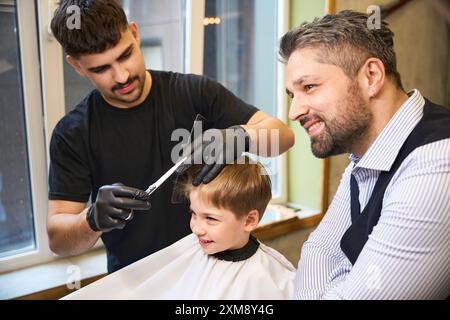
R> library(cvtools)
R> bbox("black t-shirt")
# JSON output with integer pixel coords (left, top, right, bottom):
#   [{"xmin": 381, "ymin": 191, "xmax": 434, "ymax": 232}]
[{"xmin": 49, "ymin": 70, "xmax": 258, "ymax": 273}]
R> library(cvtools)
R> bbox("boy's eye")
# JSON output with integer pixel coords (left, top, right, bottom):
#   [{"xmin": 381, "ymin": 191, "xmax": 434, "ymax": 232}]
[
  {"xmin": 206, "ymin": 216, "xmax": 218, "ymax": 222},
  {"xmin": 304, "ymin": 84, "xmax": 316, "ymax": 92}
]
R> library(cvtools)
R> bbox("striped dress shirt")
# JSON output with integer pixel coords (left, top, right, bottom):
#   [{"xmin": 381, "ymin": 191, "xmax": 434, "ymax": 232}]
[{"xmin": 295, "ymin": 90, "xmax": 450, "ymax": 299}]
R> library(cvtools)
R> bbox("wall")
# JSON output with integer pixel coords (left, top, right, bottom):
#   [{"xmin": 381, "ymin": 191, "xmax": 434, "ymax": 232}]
[{"xmin": 336, "ymin": 0, "xmax": 449, "ymax": 105}]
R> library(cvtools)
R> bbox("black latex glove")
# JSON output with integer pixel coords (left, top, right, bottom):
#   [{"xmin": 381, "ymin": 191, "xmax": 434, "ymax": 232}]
[
  {"xmin": 86, "ymin": 183, "xmax": 152, "ymax": 232},
  {"xmin": 184, "ymin": 125, "xmax": 251, "ymax": 186}
]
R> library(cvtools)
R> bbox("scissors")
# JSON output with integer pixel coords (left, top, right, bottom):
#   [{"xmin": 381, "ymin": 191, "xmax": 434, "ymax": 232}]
[
  {"xmin": 132, "ymin": 156, "xmax": 188, "ymax": 202},
  {"xmin": 145, "ymin": 156, "xmax": 188, "ymax": 195}
]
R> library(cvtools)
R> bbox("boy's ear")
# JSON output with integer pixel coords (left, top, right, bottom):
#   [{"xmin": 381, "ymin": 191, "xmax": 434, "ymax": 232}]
[
  {"xmin": 66, "ymin": 55, "xmax": 86, "ymax": 77},
  {"xmin": 243, "ymin": 209, "xmax": 259, "ymax": 232}
]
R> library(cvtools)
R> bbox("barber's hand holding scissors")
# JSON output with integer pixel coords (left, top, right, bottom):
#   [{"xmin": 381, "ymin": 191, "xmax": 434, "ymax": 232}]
[{"xmin": 86, "ymin": 183, "xmax": 151, "ymax": 233}]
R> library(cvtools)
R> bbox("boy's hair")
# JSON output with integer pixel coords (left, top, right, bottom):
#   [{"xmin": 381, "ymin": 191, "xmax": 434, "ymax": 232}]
[
  {"xmin": 279, "ymin": 10, "xmax": 403, "ymax": 90},
  {"xmin": 50, "ymin": 0, "xmax": 129, "ymax": 58},
  {"xmin": 178, "ymin": 157, "xmax": 272, "ymax": 221}
]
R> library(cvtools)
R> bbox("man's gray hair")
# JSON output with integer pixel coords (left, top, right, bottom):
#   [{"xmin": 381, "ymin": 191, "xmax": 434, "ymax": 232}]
[{"xmin": 279, "ymin": 10, "xmax": 403, "ymax": 89}]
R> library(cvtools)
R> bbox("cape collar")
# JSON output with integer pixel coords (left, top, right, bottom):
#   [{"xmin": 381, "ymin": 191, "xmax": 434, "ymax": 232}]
[{"xmin": 213, "ymin": 235, "xmax": 260, "ymax": 262}]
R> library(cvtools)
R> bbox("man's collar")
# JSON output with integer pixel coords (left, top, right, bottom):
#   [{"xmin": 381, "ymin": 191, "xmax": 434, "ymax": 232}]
[{"xmin": 350, "ymin": 89, "xmax": 425, "ymax": 172}]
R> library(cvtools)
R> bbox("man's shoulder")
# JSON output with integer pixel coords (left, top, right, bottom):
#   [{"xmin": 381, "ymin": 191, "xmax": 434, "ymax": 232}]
[
  {"xmin": 404, "ymin": 137, "xmax": 450, "ymax": 169},
  {"xmin": 52, "ymin": 91, "xmax": 97, "ymax": 139},
  {"xmin": 424, "ymin": 98, "xmax": 450, "ymax": 111},
  {"xmin": 150, "ymin": 69, "xmax": 216, "ymax": 91},
  {"xmin": 151, "ymin": 69, "xmax": 205, "ymax": 81},
  {"xmin": 399, "ymin": 97, "xmax": 450, "ymax": 172}
]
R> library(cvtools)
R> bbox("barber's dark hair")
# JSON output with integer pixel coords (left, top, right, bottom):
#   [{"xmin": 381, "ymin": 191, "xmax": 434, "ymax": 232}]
[
  {"xmin": 50, "ymin": 0, "xmax": 128, "ymax": 58},
  {"xmin": 279, "ymin": 10, "xmax": 403, "ymax": 89}
]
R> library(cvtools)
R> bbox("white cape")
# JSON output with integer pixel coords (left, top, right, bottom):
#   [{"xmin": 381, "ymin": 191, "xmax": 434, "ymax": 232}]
[{"xmin": 63, "ymin": 233, "xmax": 296, "ymax": 300}]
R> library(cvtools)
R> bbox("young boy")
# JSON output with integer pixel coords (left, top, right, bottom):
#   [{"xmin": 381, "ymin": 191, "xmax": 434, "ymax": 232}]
[{"xmin": 63, "ymin": 158, "xmax": 295, "ymax": 299}]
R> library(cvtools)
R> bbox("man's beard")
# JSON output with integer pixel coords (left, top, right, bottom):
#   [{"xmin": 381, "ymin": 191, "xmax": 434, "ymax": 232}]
[{"xmin": 310, "ymin": 81, "xmax": 372, "ymax": 158}]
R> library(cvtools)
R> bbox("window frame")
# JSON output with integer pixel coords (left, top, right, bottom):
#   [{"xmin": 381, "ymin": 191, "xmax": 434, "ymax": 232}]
[{"xmin": 274, "ymin": 0, "xmax": 290, "ymax": 204}]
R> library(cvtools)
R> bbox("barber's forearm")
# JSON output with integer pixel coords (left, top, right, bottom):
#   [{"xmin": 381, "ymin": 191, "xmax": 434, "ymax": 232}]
[
  {"xmin": 47, "ymin": 208, "xmax": 101, "ymax": 257},
  {"xmin": 242, "ymin": 117, "xmax": 295, "ymax": 156}
]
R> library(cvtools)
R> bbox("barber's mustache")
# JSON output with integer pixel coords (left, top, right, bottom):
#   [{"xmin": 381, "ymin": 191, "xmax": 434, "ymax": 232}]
[{"xmin": 112, "ymin": 76, "xmax": 138, "ymax": 92}]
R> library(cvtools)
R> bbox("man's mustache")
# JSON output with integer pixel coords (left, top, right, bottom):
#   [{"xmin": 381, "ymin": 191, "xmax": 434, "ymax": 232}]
[
  {"xmin": 299, "ymin": 115, "xmax": 324, "ymax": 127},
  {"xmin": 112, "ymin": 76, "xmax": 138, "ymax": 92}
]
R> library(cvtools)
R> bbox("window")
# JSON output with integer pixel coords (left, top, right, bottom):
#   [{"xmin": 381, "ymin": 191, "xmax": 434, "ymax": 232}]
[
  {"xmin": 122, "ymin": 0, "xmax": 186, "ymax": 72},
  {"xmin": 0, "ymin": 0, "xmax": 50, "ymax": 273},
  {"xmin": 0, "ymin": 0, "xmax": 290, "ymax": 273},
  {"xmin": 200, "ymin": 0, "xmax": 288, "ymax": 201},
  {"xmin": 0, "ymin": 0, "xmax": 35, "ymax": 259}
]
